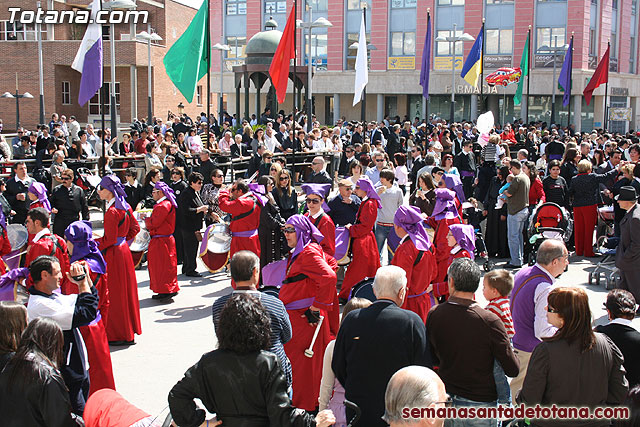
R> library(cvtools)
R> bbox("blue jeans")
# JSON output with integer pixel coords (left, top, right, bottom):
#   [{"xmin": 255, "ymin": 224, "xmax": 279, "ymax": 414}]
[
  {"xmin": 493, "ymin": 360, "xmax": 512, "ymax": 406},
  {"xmin": 507, "ymin": 207, "xmax": 529, "ymax": 266},
  {"xmin": 375, "ymin": 223, "xmax": 394, "ymax": 264},
  {"xmin": 444, "ymin": 395, "xmax": 498, "ymax": 427}
]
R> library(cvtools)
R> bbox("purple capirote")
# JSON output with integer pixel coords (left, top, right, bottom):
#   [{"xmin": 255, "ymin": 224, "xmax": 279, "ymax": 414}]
[
  {"xmin": 29, "ymin": 182, "xmax": 51, "ymax": 212},
  {"xmin": 64, "ymin": 220, "xmax": 107, "ymax": 274},
  {"xmin": 301, "ymin": 183, "xmax": 331, "ymax": 212},
  {"xmin": 443, "ymin": 173, "xmax": 466, "ymax": 203},
  {"xmin": 99, "ymin": 175, "xmax": 131, "ymax": 211},
  {"xmin": 393, "ymin": 205, "xmax": 432, "ymax": 251},
  {"xmin": 449, "ymin": 223, "xmax": 476, "ymax": 260},
  {"xmin": 154, "ymin": 181, "xmax": 178, "ymax": 208},
  {"xmin": 248, "ymin": 183, "xmax": 268, "ymax": 207},
  {"xmin": 285, "ymin": 214, "xmax": 324, "ymax": 258},
  {"xmin": 431, "ymin": 188, "xmax": 459, "ymax": 220},
  {"xmin": 356, "ymin": 176, "xmax": 382, "ymax": 208}
]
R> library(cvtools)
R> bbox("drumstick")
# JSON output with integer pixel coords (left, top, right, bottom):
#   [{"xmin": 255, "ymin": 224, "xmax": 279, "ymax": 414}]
[
  {"xmin": 246, "ymin": 170, "xmax": 259, "ymax": 183},
  {"xmin": 4, "ymin": 250, "xmax": 27, "ymax": 260},
  {"xmin": 304, "ymin": 315, "xmax": 324, "ymax": 358}
]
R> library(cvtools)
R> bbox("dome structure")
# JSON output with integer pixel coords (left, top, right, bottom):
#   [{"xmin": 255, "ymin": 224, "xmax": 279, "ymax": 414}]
[{"xmin": 245, "ymin": 29, "xmax": 283, "ymax": 66}]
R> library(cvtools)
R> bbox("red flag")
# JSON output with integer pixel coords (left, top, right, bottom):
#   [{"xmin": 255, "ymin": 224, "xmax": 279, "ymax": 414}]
[
  {"xmin": 269, "ymin": 8, "xmax": 296, "ymax": 104},
  {"xmin": 583, "ymin": 45, "xmax": 610, "ymax": 106}
]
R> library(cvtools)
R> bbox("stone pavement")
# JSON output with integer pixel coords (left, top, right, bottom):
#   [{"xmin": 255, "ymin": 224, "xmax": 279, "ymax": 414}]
[{"xmin": 106, "ymin": 250, "xmax": 640, "ymax": 418}]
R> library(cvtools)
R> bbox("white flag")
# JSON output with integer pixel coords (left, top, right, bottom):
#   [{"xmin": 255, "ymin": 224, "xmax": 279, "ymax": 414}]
[{"xmin": 352, "ymin": 11, "xmax": 368, "ymax": 106}]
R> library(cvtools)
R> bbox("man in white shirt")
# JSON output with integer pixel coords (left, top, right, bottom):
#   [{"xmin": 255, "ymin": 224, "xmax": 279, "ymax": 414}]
[
  {"xmin": 365, "ymin": 152, "xmax": 386, "ymax": 185},
  {"xmin": 86, "ymin": 124, "xmax": 100, "ymax": 152},
  {"xmin": 264, "ymin": 126, "xmax": 281, "ymax": 153},
  {"xmin": 68, "ymin": 116, "xmax": 81, "ymax": 142}
]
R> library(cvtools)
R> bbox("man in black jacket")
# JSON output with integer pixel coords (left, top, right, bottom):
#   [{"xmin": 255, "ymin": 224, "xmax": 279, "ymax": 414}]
[
  {"xmin": 50, "ymin": 169, "xmax": 89, "ymax": 237},
  {"xmin": 409, "ymin": 146, "xmax": 426, "ymax": 194},
  {"xmin": 306, "ymin": 156, "xmax": 332, "ymax": 184},
  {"xmin": 197, "ymin": 149, "xmax": 216, "ymax": 185},
  {"xmin": 246, "ymin": 144, "xmax": 265, "ymax": 178},
  {"xmin": 333, "ymin": 266, "xmax": 431, "ymax": 427},
  {"xmin": 595, "ymin": 289, "xmax": 640, "ymax": 387},
  {"xmin": 454, "ymin": 140, "xmax": 477, "ymax": 199},
  {"xmin": 386, "ymin": 124, "xmax": 402, "ymax": 159},
  {"xmin": 177, "ymin": 172, "xmax": 208, "ymax": 277},
  {"xmin": 616, "ymin": 186, "xmax": 640, "ymax": 304},
  {"xmin": 5, "ymin": 161, "xmax": 35, "ymax": 224}
]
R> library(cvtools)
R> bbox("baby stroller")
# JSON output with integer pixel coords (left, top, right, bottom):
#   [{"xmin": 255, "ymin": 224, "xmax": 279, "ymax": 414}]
[
  {"xmin": 76, "ymin": 167, "xmax": 102, "ymax": 206},
  {"xmin": 526, "ymin": 202, "xmax": 573, "ymax": 266},
  {"xmin": 589, "ymin": 236, "xmax": 620, "ymax": 290},
  {"xmin": 473, "ymin": 229, "xmax": 493, "ymax": 271},
  {"xmin": 596, "ymin": 205, "xmax": 616, "ymax": 248}
]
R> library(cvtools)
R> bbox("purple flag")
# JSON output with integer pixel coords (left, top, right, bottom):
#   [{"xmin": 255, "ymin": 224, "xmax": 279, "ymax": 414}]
[
  {"xmin": 419, "ymin": 12, "xmax": 432, "ymax": 99},
  {"xmin": 558, "ymin": 36, "xmax": 573, "ymax": 107},
  {"xmin": 71, "ymin": 0, "xmax": 103, "ymax": 106}
]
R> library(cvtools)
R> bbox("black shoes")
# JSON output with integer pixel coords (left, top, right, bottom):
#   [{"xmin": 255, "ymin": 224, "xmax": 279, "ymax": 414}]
[
  {"xmin": 184, "ymin": 272, "xmax": 202, "ymax": 277},
  {"xmin": 504, "ymin": 263, "xmax": 522, "ymax": 269},
  {"xmin": 152, "ymin": 292, "xmax": 178, "ymax": 300},
  {"xmin": 109, "ymin": 340, "xmax": 135, "ymax": 346}
]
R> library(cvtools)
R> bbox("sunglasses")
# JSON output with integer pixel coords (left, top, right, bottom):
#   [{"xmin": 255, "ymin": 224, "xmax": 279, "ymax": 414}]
[
  {"xmin": 214, "ymin": 174, "xmax": 224, "ymax": 178},
  {"xmin": 547, "ymin": 306, "xmax": 559, "ymax": 313},
  {"xmin": 306, "ymin": 198, "xmax": 322, "ymax": 204},
  {"xmin": 375, "ymin": 159, "xmax": 384, "ymax": 163},
  {"xmin": 279, "ymin": 176, "xmax": 290, "ymax": 181},
  {"xmin": 61, "ymin": 177, "xmax": 72, "ymax": 181},
  {"xmin": 270, "ymin": 168, "xmax": 278, "ymax": 172},
  {"xmin": 282, "ymin": 227, "xmax": 296, "ymax": 234}
]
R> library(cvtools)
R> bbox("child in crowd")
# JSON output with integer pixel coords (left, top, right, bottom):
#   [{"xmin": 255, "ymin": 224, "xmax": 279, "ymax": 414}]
[
  {"xmin": 495, "ymin": 174, "xmax": 513, "ymax": 209},
  {"xmin": 483, "ymin": 269, "xmax": 515, "ymax": 408},
  {"xmin": 433, "ymin": 224, "xmax": 476, "ymax": 301}
]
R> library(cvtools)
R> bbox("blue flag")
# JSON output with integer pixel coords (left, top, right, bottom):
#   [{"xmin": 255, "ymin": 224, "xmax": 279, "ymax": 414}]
[
  {"xmin": 461, "ymin": 26, "xmax": 483, "ymax": 87},
  {"xmin": 419, "ymin": 13, "xmax": 432, "ymax": 99},
  {"xmin": 558, "ymin": 37, "xmax": 573, "ymax": 107}
]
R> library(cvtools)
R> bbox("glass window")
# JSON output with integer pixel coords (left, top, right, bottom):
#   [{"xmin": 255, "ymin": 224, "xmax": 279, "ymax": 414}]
[
  {"xmin": 390, "ymin": 31, "xmax": 415, "ymax": 56},
  {"xmin": 392, "ymin": 0, "xmax": 417, "ymax": 7},
  {"xmin": 304, "ymin": 34, "xmax": 328, "ymax": 68},
  {"xmin": 436, "ymin": 30, "xmax": 464, "ymax": 56},
  {"xmin": 62, "ymin": 81, "xmax": 70, "ymax": 105},
  {"xmin": 197, "ymin": 86, "xmax": 202, "ymax": 106},
  {"xmin": 486, "ymin": 29, "xmax": 512, "ymax": 55},
  {"xmin": 226, "ymin": 36, "xmax": 247, "ymax": 58},
  {"xmin": 89, "ymin": 83, "xmax": 120, "ymax": 116},
  {"xmin": 438, "ymin": 0, "xmax": 464, "ymax": 4},
  {"xmin": 536, "ymin": 27, "xmax": 565, "ymax": 51},
  {"xmin": 0, "ymin": 21, "xmax": 45, "ymax": 41},
  {"xmin": 227, "ymin": 0, "xmax": 247, "ymax": 15},
  {"xmin": 346, "ymin": 32, "xmax": 371, "ymax": 69},
  {"xmin": 264, "ymin": 1, "xmax": 287, "ymax": 14},
  {"xmin": 348, "ymin": 0, "xmax": 363, "ymax": 9},
  {"xmin": 486, "ymin": 0, "xmax": 513, "ymax": 3},
  {"xmin": 310, "ymin": 0, "xmax": 328, "ymax": 11}
]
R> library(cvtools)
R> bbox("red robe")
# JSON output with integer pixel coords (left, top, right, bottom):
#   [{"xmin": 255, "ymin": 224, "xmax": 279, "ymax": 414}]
[
  {"xmin": 427, "ymin": 216, "xmax": 462, "ymax": 286},
  {"xmin": 144, "ymin": 199, "xmax": 179, "ymax": 295},
  {"xmin": 97, "ymin": 206, "xmax": 141, "ymax": 342},
  {"xmin": 0, "ymin": 228, "xmax": 13, "ymax": 275},
  {"xmin": 304, "ymin": 212, "xmax": 340, "ymax": 338},
  {"xmin": 432, "ymin": 248, "xmax": 473, "ymax": 298},
  {"xmin": 63, "ymin": 267, "xmax": 116, "ymax": 395},
  {"xmin": 218, "ymin": 190, "xmax": 261, "ymax": 258},
  {"xmin": 338, "ymin": 198, "xmax": 381, "ymax": 300},
  {"xmin": 391, "ymin": 236, "xmax": 437, "ymax": 322},
  {"xmin": 280, "ymin": 243, "xmax": 337, "ymax": 411},
  {"xmin": 24, "ymin": 230, "xmax": 71, "ymax": 289}
]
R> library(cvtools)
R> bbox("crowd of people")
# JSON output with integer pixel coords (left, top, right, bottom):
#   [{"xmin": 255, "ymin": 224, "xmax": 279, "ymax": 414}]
[{"xmin": 0, "ymin": 109, "xmax": 640, "ymax": 426}]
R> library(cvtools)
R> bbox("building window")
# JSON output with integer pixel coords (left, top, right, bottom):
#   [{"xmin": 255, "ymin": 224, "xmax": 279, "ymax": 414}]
[
  {"xmin": 390, "ymin": 31, "xmax": 416, "ymax": 56},
  {"xmin": 611, "ymin": 0, "xmax": 618, "ymax": 59},
  {"xmin": 436, "ymin": 30, "xmax": 464, "ymax": 56},
  {"xmin": 391, "ymin": 0, "xmax": 417, "ymax": 8},
  {"xmin": 486, "ymin": 29, "xmax": 512, "ymax": 55},
  {"xmin": 630, "ymin": 36, "xmax": 636, "ymax": 73},
  {"xmin": 346, "ymin": 32, "xmax": 371, "ymax": 70},
  {"xmin": 197, "ymin": 86, "xmax": 202, "ymax": 106},
  {"xmin": 309, "ymin": 0, "xmax": 328, "ymax": 11},
  {"xmin": 486, "ymin": 0, "xmax": 513, "ymax": 3},
  {"xmin": 536, "ymin": 27, "xmax": 565, "ymax": 51},
  {"xmin": 226, "ymin": 0, "xmax": 247, "ymax": 15},
  {"xmin": 589, "ymin": 28, "xmax": 597, "ymax": 56},
  {"xmin": 88, "ymin": 83, "xmax": 120, "ymax": 116},
  {"xmin": 348, "ymin": 0, "xmax": 370, "ymax": 9},
  {"xmin": 264, "ymin": 0, "xmax": 287, "ymax": 14},
  {"xmin": 304, "ymin": 34, "xmax": 328, "ymax": 68},
  {"xmin": 226, "ymin": 36, "xmax": 247, "ymax": 58},
  {"xmin": 0, "ymin": 21, "xmax": 45, "ymax": 41},
  {"xmin": 62, "ymin": 81, "xmax": 71, "ymax": 105},
  {"xmin": 437, "ymin": 0, "xmax": 464, "ymax": 4}
]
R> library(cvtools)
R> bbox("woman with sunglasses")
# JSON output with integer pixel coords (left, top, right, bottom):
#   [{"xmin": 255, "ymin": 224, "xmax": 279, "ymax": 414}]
[
  {"xmin": 273, "ymin": 169, "xmax": 297, "ymax": 220},
  {"xmin": 201, "ymin": 169, "xmax": 226, "ymax": 226},
  {"xmin": 280, "ymin": 214, "xmax": 337, "ymax": 412}
]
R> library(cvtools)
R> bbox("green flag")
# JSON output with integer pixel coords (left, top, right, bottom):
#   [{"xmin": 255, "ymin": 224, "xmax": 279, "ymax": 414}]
[
  {"xmin": 163, "ymin": 0, "xmax": 209, "ymax": 103},
  {"xmin": 514, "ymin": 31, "xmax": 529, "ymax": 106}
]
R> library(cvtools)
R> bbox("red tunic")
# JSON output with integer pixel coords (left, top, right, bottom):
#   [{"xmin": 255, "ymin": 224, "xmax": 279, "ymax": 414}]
[
  {"xmin": 0, "ymin": 228, "xmax": 12, "ymax": 275},
  {"xmin": 218, "ymin": 189, "xmax": 261, "ymax": 259},
  {"xmin": 64, "ymin": 267, "xmax": 116, "ymax": 395},
  {"xmin": 144, "ymin": 199, "xmax": 179, "ymax": 295},
  {"xmin": 280, "ymin": 243, "xmax": 337, "ymax": 411},
  {"xmin": 432, "ymin": 248, "xmax": 473, "ymax": 298},
  {"xmin": 25, "ymin": 231, "xmax": 71, "ymax": 290},
  {"xmin": 304, "ymin": 212, "xmax": 340, "ymax": 337},
  {"xmin": 97, "ymin": 206, "xmax": 141, "ymax": 342},
  {"xmin": 391, "ymin": 237, "xmax": 437, "ymax": 322},
  {"xmin": 427, "ymin": 216, "xmax": 462, "ymax": 286},
  {"xmin": 338, "ymin": 198, "xmax": 381, "ymax": 300}
]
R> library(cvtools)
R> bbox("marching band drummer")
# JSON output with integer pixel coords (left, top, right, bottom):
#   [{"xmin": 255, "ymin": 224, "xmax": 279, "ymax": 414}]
[
  {"xmin": 64, "ymin": 220, "xmax": 116, "ymax": 395},
  {"xmin": 280, "ymin": 215, "xmax": 337, "ymax": 412},
  {"xmin": 338, "ymin": 176, "xmax": 381, "ymax": 302},
  {"xmin": 391, "ymin": 205, "xmax": 437, "ymax": 322},
  {"xmin": 144, "ymin": 182, "xmax": 180, "ymax": 301},
  {"xmin": 96, "ymin": 175, "xmax": 141, "ymax": 346}
]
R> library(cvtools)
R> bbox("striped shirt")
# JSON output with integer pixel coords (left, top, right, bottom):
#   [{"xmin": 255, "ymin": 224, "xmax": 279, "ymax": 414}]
[
  {"xmin": 481, "ymin": 142, "xmax": 499, "ymax": 163},
  {"xmin": 486, "ymin": 297, "xmax": 515, "ymax": 339},
  {"xmin": 212, "ymin": 290, "xmax": 293, "ymax": 387}
]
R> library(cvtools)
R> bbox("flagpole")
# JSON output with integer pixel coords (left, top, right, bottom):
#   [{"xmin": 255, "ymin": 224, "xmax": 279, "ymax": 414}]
[
  {"xmin": 568, "ymin": 33, "xmax": 573, "ymax": 129},
  {"xmin": 206, "ymin": 0, "xmax": 211, "ymax": 148},
  {"xmin": 100, "ymin": 1, "xmax": 106, "ymax": 178},
  {"xmin": 479, "ymin": 19, "xmax": 484, "ymax": 115},
  {"xmin": 425, "ymin": 9, "xmax": 430, "ymax": 122},
  {"xmin": 604, "ymin": 41, "xmax": 610, "ymax": 130},
  {"xmin": 293, "ymin": 0, "xmax": 298, "ymax": 118},
  {"xmin": 361, "ymin": 4, "xmax": 367, "ymax": 123},
  {"xmin": 526, "ymin": 26, "xmax": 531, "ymax": 124}
]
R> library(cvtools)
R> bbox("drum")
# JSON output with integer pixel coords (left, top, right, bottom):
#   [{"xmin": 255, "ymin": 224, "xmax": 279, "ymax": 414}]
[
  {"xmin": 335, "ymin": 227, "xmax": 351, "ymax": 266},
  {"xmin": 133, "ymin": 209, "xmax": 153, "ymax": 222},
  {"xmin": 3, "ymin": 224, "xmax": 28, "ymax": 270},
  {"xmin": 129, "ymin": 229, "xmax": 151, "ymax": 268},
  {"xmin": 198, "ymin": 222, "xmax": 231, "ymax": 273},
  {"xmin": 349, "ymin": 277, "xmax": 376, "ymax": 302}
]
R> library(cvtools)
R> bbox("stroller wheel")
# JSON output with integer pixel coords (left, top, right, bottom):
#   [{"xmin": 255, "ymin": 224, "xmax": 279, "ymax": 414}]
[
  {"xmin": 588, "ymin": 272, "xmax": 593, "ymax": 285},
  {"xmin": 483, "ymin": 260, "xmax": 493, "ymax": 272},
  {"xmin": 595, "ymin": 274, "xmax": 601, "ymax": 287}
]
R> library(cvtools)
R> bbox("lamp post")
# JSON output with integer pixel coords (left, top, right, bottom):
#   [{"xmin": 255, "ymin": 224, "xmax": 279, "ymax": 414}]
[
  {"xmin": 298, "ymin": 8, "xmax": 332, "ymax": 132},
  {"xmin": 435, "ymin": 24, "xmax": 475, "ymax": 124},
  {"xmin": 103, "ymin": 0, "xmax": 137, "ymax": 139},
  {"xmin": 1, "ymin": 74, "xmax": 34, "ymax": 129},
  {"xmin": 136, "ymin": 29, "xmax": 163, "ymax": 125},
  {"xmin": 177, "ymin": 102, "xmax": 185, "ymax": 116},
  {"xmin": 212, "ymin": 43, "xmax": 231, "ymax": 121},
  {"xmin": 537, "ymin": 37, "xmax": 569, "ymax": 126}
]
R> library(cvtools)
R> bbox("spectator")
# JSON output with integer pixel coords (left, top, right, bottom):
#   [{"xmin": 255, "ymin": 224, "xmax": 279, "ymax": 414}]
[
  {"xmin": 612, "ymin": 164, "xmax": 640, "ymax": 236},
  {"xmin": 68, "ymin": 116, "xmax": 80, "ymax": 142},
  {"xmin": 255, "ymin": 176, "xmax": 285, "ymax": 269},
  {"xmin": 484, "ymin": 165, "xmax": 510, "ymax": 258},
  {"xmin": 333, "ymin": 265, "xmax": 432, "ymax": 427},
  {"xmin": 5, "ymin": 161, "xmax": 35, "ymax": 224},
  {"xmin": 201, "ymin": 168, "xmax": 225, "ymax": 226},
  {"xmin": 427, "ymin": 258, "xmax": 518, "ymax": 424},
  {"xmin": 523, "ymin": 161, "xmax": 545, "ymax": 210},
  {"xmin": 0, "ymin": 317, "xmax": 82, "ymax": 425},
  {"xmin": 383, "ymin": 366, "xmax": 448, "ymax": 427},
  {"xmin": 366, "ymin": 152, "xmax": 386, "ymax": 185},
  {"xmin": 258, "ymin": 150, "xmax": 274, "ymax": 178},
  {"xmin": 49, "ymin": 150, "xmax": 67, "ymax": 190},
  {"xmin": 509, "ymin": 239, "xmax": 568, "ymax": 401},
  {"xmin": 142, "ymin": 169, "xmax": 162, "ymax": 209},
  {"xmin": 143, "ymin": 142, "xmax": 162, "ymax": 175},
  {"xmin": 560, "ymin": 147, "xmax": 580, "ymax": 185},
  {"xmin": 542, "ymin": 160, "xmax": 569, "ymax": 208},
  {"xmin": 348, "ymin": 160, "xmax": 364, "ymax": 185},
  {"xmin": 394, "ymin": 152, "xmax": 408, "ymax": 194},
  {"xmin": 504, "ymin": 159, "xmax": 530, "ymax": 268},
  {"xmin": 272, "ymin": 168, "xmax": 297, "ymax": 220},
  {"xmin": 247, "ymin": 143, "xmax": 265, "ymax": 178},
  {"xmin": 50, "ymin": 169, "xmax": 89, "ymax": 238},
  {"xmin": 13, "ymin": 135, "xmax": 35, "ymax": 159},
  {"xmin": 169, "ymin": 294, "xmax": 336, "ymax": 426},
  {"xmin": 307, "ymin": 156, "xmax": 332, "ymax": 184},
  {"xmin": 453, "ymin": 140, "xmax": 476, "ymax": 200},
  {"xmin": 328, "ymin": 179, "xmax": 361, "ymax": 226},
  {"xmin": 177, "ymin": 172, "xmax": 207, "ymax": 277},
  {"xmin": 375, "ymin": 169, "xmax": 404, "ymax": 263},
  {"xmin": 197, "ymin": 149, "xmax": 216, "ymax": 184},
  {"xmin": 410, "ymin": 172, "xmax": 437, "ymax": 216},
  {"xmin": 615, "ymin": 186, "xmax": 640, "ymax": 305},
  {"xmin": 123, "ymin": 168, "xmax": 144, "ymax": 211},
  {"xmin": 0, "ymin": 301, "xmax": 28, "ymax": 371},
  {"xmin": 518, "ymin": 287, "xmax": 628, "ymax": 423}
]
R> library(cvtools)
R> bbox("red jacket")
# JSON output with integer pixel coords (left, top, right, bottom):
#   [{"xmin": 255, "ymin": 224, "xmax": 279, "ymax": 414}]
[
  {"xmin": 145, "ymin": 199, "xmax": 175, "ymax": 236},
  {"xmin": 218, "ymin": 190, "xmax": 261, "ymax": 233},
  {"xmin": 528, "ymin": 177, "xmax": 546, "ymax": 207},
  {"xmin": 305, "ymin": 212, "xmax": 336, "ymax": 257}
]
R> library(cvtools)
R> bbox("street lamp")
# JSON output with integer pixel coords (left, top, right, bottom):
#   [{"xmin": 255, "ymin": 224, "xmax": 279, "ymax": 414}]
[
  {"xmin": 537, "ymin": 37, "xmax": 569, "ymax": 126},
  {"xmin": 103, "ymin": 0, "xmax": 137, "ymax": 138},
  {"xmin": 435, "ymin": 24, "xmax": 475, "ymax": 124},
  {"xmin": 177, "ymin": 102, "xmax": 185, "ymax": 115},
  {"xmin": 1, "ymin": 74, "xmax": 34, "ymax": 129},
  {"xmin": 212, "ymin": 42, "xmax": 231, "ymax": 122},
  {"xmin": 136, "ymin": 29, "xmax": 162, "ymax": 125},
  {"xmin": 298, "ymin": 9, "xmax": 332, "ymax": 131}
]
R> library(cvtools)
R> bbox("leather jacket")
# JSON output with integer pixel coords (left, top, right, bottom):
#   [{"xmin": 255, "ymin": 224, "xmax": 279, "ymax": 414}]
[{"xmin": 169, "ymin": 349, "xmax": 317, "ymax": 427}]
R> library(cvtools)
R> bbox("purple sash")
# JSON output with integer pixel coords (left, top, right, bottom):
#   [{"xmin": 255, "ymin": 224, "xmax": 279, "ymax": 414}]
[
  {"xmin": 261, "ymin": 259, "xmax": 287, "ymax": 287},
  {"xmin": 284, "ymin": 297, "xmax": 315, "ymax": 310},
  {"xmin": 116, "ymin": 237, "xmax": 126, "ymax": 246},
  {"xmin": 460, "ymin": 170, "xmax": 475, "ymax": 178},
  {"xmin": 408, "ymin": 289, "xmax": 429, "ymax": 298},
  {"xmin": 334, "ymin": 227, "xmax": 350, "ymax": 262},
  {"xmin": 232, "ymin": 229, "xmax": 258, "ymax": 238},
  {"xmin": 151, "ymin": 234, "xmax": 172, "ymax": 239},
  {"xmin": 88, "ymin": 311, "xmax": 102, "ymax": 326}
]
